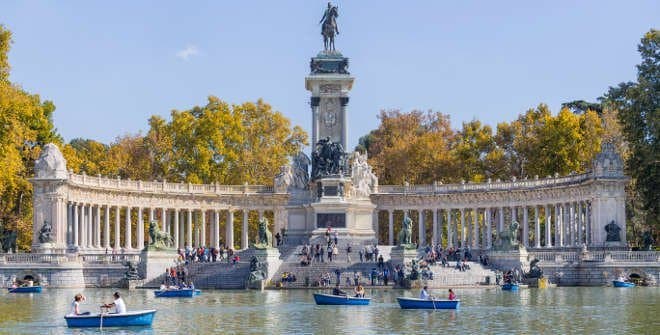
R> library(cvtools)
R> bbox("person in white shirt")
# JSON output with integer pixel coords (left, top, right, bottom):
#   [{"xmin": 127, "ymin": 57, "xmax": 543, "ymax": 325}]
[
  {"xmin": 419, "ymin": 286, "xmax": 431, "ymax": 300},
  {"xmin": 70, "ymin": 293, "xmax": 90, "ymax": 315},
  {"xmin": 102, "ymin": 291, "xmax": 127, "ymax": 314}
]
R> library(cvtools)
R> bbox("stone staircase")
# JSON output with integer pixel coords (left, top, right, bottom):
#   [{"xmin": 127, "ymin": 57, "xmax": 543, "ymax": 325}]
[
  {"xmin": 420, "ymin": 262, "xmax": 497, "ymax": 287},
  {"xmin": 186, "ymin": 261, "xmax": 250, "ymax": 289}
]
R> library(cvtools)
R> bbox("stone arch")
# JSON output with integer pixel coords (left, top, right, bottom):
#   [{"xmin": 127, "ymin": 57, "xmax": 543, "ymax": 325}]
[{"xmin": 13, "ymin": 270, "xmax": 46, "ymax": 285}]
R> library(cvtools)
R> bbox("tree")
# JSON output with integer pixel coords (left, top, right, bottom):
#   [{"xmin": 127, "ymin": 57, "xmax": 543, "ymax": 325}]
[
  {"xmin": 0, "ymin": 25, "xmax": 60, "ymax": 250},
  {"xmin": 366, "ymin": 110, "xmax": 456, "ymax": 184},
  {"xmin": 561, "ymin": 100, "xmax": 603, "ymax": 115},
  {"xmin": 453, "ymin": 120, "xmax": 498, "ymax": 182},
  {"xmin": 602, "ymin": 29, "xmax": 659, "ymax": 233}
]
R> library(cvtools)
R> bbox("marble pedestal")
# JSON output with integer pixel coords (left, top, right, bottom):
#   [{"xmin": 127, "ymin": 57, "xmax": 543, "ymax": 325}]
[
  {"xmin": 389, "ymin": 247, "xmax": 419, "ymax": 268},
  {"xmin": 243, "ymin": 248, "xmax": 282, "ymax": 283},
  {"xmin": 140, "ymin": 249, "xmax": 177, "ymax": 287},
  {"xmin": 487, "ymin": 246, "xmax": 530, "ymax": 272}
]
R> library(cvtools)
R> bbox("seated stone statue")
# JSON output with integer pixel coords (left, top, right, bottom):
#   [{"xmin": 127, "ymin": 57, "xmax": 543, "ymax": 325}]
[
  {"xmin": 605, "ymin": 221, "xmax": 621, "ymax": 242},
  {"xmin": 38, "ymin": 220, "xmax": 53, "ymax": 244}
]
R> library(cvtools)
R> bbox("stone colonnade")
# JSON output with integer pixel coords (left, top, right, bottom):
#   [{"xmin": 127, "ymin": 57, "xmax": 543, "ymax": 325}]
[
  {"xmin": 375, "ymin": 200, "xmax": 593, "ymax": 249},
  {"xmin": 64, "ymin": 203, "xmax": 279, "ymax": 251}
]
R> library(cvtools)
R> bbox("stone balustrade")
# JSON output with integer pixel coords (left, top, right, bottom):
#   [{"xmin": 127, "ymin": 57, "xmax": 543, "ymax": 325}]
[
  {"xmin": 0, "ymin": 252, "xmax": 141, "ymax": 265},
  {"xmin": 377, "ymin": 172, "xmax": 591, "ymax": 195},
  {"xmin": 69, "ymin": 173, "xmax": 274, "ymax": 194},
  {"xmin": 528, "ymin": 250, "xmax": 659, "ymax": 264}
]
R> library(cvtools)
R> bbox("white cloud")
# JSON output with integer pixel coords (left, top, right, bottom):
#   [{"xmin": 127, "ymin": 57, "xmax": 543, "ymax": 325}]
[{"xmin": 176, "ymin": 45, "xmax": 200, "ymax": 61}]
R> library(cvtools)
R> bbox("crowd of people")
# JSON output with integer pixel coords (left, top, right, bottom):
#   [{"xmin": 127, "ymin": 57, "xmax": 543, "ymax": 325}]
[{"xmin": 176, "ymin": 245, "xmax": 237, "ymax": 264}]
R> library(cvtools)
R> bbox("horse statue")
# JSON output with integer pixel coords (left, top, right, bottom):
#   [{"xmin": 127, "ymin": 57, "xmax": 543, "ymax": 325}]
[
  {"xmin": 148, "ymin": 220, "xmax": 174, "ymax": 250},
  {"xmin": 319, "ymin": 2, "xmax": 339, "ymax": 52},
  {"xmin": 253, "ymin": 218, "xmax": 273, "ymax": 249},
  {"xmin": 397, "ymin": 214, "xmax": 414, "ymax": 249}
]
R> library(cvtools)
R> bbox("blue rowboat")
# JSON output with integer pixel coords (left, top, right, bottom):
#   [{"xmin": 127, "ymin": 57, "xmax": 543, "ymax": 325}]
[
  {"xmin": 154, "ymin": 288, "xmax": 197, "ymax": 297},
  {"xmin": 501, "ymin": 283, "xmax": 519, "ymax": 291},
  {"xmin": 64, "ymin": 309, "xmax": 156, "ymax": 328},
  {"xmin": 7, "ymin": 286, "xmax": 42, "ymax": 293},
  {"xmin": 313, "ymin": 293, "xmax": 370, "ymax": 305},
  {"xmin": 396, "ymin": 297, "xmax": 460, "ymax": 309},
  {"xmin": 613, "ymin": 280, "xmax": 635, "ymax": 288}
]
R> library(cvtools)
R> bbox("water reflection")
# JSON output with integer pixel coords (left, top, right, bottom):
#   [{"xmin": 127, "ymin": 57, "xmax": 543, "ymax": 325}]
[{"xmin": 0, "ymin": 287, "xmax": 658, "ymax": 334}]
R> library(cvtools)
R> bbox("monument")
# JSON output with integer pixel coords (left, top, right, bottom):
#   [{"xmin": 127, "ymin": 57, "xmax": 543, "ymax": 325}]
[{"xmin": 280, "ymin": 2, "xmax": 377, "ymax": 244}]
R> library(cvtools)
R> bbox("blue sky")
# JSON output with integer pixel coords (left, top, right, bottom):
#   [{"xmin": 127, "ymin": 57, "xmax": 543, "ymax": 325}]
[{"xmin": 2, "ymin": 1, "xmax": 658, "ymax": 150}]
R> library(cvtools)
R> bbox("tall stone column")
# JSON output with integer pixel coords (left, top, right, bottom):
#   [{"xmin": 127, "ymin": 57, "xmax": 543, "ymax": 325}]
[
  {"xmin": 585, "ymin": 201, "xmax": 591, "ymax": 245},
  {"xmin": 201, "ymin": 210, "xmax": 207, "ymax": 247},
  {"xmin": 388, "ymin": 210, "xmax": 394, "ymax": 246},
  {"xmin": 187, "ymin": 209, "xmax": 193, "ymax": 248},
  {"xmin": 79, "ymin": 204, "xmax": 86, "ymax": 249},
  {"xmin": 114, "ymin": 206, "xmax": 121, "ymax": 250},
  {"xmin": 522, "ymin": 206, "xmax": 529, "ymax": 247},
  {"xmin": 179, "ymin": 211, "xmax": 185, "ymax": 247},
  {"xmin": 104, "ymin": 205, "xmax": 110, "ymax": 249},
  {"xmin": 95, "ymin": 205, "xmax": 101, "ymax": 248},
  {"xmin": 66, "ymin": 203, "xmax": 73, "ymax": 247},
  {"xmin": 472, "ymin": 208, "xmax": 479, "ymax": 249},
  {"xmin": 534, "ymin": 205, "xmax": 541, "ymax": 248},
  {"xmin": 485, "ymin": 208, "xmax": 492, "ymax": 249},
  {"xmin": 460, "ymin": 208, "xmax": 466, "ymax": 248},
  {"xmin": 173, "ymin": 209, "xmax": 180, "ymax": 249},
  {"xmin": 568, "ymin": 202, "xmax": 574, "ymax": 246},
  {"xmin": 373, "ymin": 210, "xmax": 379, "ymax": 244},
  {"xmin": 544, "ymin": 205, "xmax": 552, "ymax": 247},
  {"xmin": 577, "ymin": 201, "xmax": 583, "ymax": 245},
  {"xmin": 72, "ymin": 203, "xmax": 79, "ymax": 249},
  {"xmin": 148, "ymin": 208, "xmax": 154, "ymax": 228},
  {"xmin": 161, "ymin": 208, "xmax": 167, "ymax": 234},
  {"xmin": 214, "ymin": 210, "xmax": 220, "ymax": 249},
  {"xmin": 447, "ymin": 209, "xmax": 453, "ymax": 248},
  {"xmin": 242, "ymin": 209, "xmax": 249, "ymax": 250},
  {"xmin": 432, "ymin": 209, "xmax": 438, "ymax": 246},
  {"xmin": 125, "ymin": 206, "xmax": 132, "ymax": 250},
  {"xmin": 418, "ymin": 210, "xmax": 425, "ymax": 247},
  {"xmin": 137, "ymin": 207, "xmax": 144, "ymax": 250},
  {"xmin": 498, "ymin": 207, "xmax": 504, "ymax": 233},
  {"xmin": 555, "ymin": 204, "xmax": 563, "ymax": 247},
  {"xmin": 226, "ymin": 210, "xmax": 235, "ymax": 249}
]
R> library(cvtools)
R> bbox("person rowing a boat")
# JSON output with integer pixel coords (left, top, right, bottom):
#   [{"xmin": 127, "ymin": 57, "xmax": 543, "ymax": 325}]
[
  {"xmin": 332, "ymin": 283, "xmax": 347, "ymax": 296},
  {"xmin": 101, "ymin": 291, "xmax": 127, "ymax": 314},
  {"xmin": 419, "ymin": 286, "xmax": 433, "ymax": 300}
]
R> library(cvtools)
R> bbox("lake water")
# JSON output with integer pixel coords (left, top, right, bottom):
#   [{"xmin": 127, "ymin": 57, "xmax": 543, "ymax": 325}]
[{"xmin": 0, "ymin": 287, "xmax": 658, "ymax": 334}]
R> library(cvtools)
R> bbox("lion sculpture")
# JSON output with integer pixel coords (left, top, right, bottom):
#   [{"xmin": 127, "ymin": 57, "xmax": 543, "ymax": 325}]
[
  {"xmin": 253, "ymin": 218, "xmax": 273, "ymax": 249},
  {"xmin": 148, "ymin": 220, "xmax": 174, "ymax": 250}
]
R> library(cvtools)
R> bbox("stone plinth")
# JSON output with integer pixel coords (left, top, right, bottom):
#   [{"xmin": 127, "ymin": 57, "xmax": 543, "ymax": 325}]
[
  {"xmin": 243, "ymin": 248, "xmax": 282, "ymax": 283},
  {"xmin": 140, "ymin": 249, "xmax": 177, "ymax": 287},
  {"xmin": 389, "ymin": 247, "xmax": 419, "ymax": 268},
  {"xmin": 310, "ymin": 178, "xmax": 376, "ymax": 243},
  {"xmin": 487, "ymin": 247, "xmax": 529, "ymax": 272}
]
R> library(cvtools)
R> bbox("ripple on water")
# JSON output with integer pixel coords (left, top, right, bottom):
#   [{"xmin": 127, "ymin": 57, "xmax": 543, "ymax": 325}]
[{"xmin": 0, "ymin": 287, "xmax": 658, "ymax": 334}]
